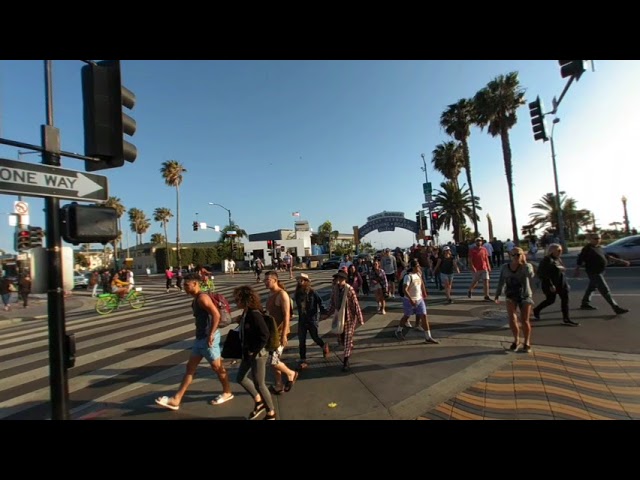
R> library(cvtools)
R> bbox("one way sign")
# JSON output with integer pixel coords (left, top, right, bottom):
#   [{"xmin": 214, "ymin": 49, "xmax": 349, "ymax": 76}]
[{"xmin": 0, "ymin": 158, "xmax": 108, "ymax": 202}]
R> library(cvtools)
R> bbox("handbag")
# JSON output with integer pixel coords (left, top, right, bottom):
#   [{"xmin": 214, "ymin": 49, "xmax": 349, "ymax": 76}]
[
  {"xmin": 221, "ymin": 327, "xmax": 242, "ymax": 359},
  {"xmin": 330, "ymin": 286, "xmax": 349, "ymax": 334}
]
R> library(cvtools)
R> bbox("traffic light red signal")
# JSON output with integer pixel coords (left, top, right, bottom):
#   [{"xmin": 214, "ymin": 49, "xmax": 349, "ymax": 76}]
[
  {"xmin": 431, "ymin": 212, "xmax": 439, "ymax": 220},
  {"xmin": 16, "ymin": 230, "xmax": 31, "ymax": 251},
  {"xmin": 267, "ymin": 240, "xmax": 273, "ymax": 249}
]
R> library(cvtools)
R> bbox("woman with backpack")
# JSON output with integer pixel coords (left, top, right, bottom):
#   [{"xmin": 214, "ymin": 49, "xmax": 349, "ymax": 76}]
[
  {"xmin": 294, "ymin": 273, "xmax": 330, "ymax": 370},
  {"xmin": 231, "ymin": 285, "xmax": 277, "ymax": 420},
  {"xmin": 533, "ymin": 244, "xmax": 579, "ymax": 326},
  {"xmin": 494, "ymin": 247, "xmax": 536, "ymax": 353}
]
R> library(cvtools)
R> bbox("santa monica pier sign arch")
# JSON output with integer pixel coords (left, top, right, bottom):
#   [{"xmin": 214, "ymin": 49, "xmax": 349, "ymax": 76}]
[{"xmin": 355, "ymin": 211, "xmax": 418, "ymax": 243}]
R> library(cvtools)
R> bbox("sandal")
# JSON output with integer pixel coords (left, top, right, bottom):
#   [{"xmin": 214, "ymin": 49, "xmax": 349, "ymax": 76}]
[
  {"xmin": 299, "ymin": 362, "xmax": 309, "ymax": 370},
  {"xmin": 269, "ymin": 385, "xmax": 285, "ymax": 395},
  {"xmin": 155, "ymin": 395, "xmax": 180, "ymax": 411},
  {"xmin": 248, "ymin": 402, "xmax": 265, "ymax": 420},
  {"xmin": 210, "ymin": 393, "xmax": 234, "ymax": 405},
  {"xmin": 284, "ymin": 371, "xmax": 299, "ymax": 392}
]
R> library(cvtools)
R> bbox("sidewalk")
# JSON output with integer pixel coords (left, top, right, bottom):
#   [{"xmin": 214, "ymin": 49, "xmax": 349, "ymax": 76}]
[
  {"xmin": 69, "ymin": 301, "xmax": 640, "ymax": 421},
  {"xmin": 0, "ymin": 292, "xmax": 95, "ymax": 327}
]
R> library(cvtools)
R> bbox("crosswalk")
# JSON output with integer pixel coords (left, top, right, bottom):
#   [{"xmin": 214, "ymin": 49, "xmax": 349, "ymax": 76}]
[{"xmin": 0, "ymin": 269, "xmax": 504, "ymax": 419}]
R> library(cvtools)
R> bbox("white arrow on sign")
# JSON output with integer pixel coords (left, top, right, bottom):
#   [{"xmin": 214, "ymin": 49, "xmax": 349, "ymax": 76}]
[{"xmin": 0, "ymin": 166, "xmax": 102, "ymax": 197}]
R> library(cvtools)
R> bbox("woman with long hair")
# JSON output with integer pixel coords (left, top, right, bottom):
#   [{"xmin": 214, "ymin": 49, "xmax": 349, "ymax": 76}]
[
  {"xmin": 233, "ymin": 285, "xmax": 276, "ymax": 420},
  {"xmin": 494, "ymin": 247, "xmax": 536, "ymax": 353},
  {"xmin": 294, "ymin": 273, "xmax": 329, "ymax": 369}
]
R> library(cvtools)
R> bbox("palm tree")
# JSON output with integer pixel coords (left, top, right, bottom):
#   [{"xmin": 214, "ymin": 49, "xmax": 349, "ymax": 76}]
[
  {"xmin": 127, "ymin": 208, "xmax": 150, "ymax": 247},
  {"xmin": 104, "ymin": 196, "xmax": 126, "ymax": 267},
  {"xmin": 150, "ymin": 233, "xmax": 165, "ymax": 245},
  {"xmin": 432, "ymin": 181, "xmax": 481, "ymax": 242},
  {"xmin": 220, "ymin": 224, "xmax": 248, "ymax": 260},
  {"xmin": 160, "ymin": 160, "xmax": 187, "ymax": 268},
  {"xmin": 473, "ymin": 71, "xmax": 526, "ymax": 244},
  {"xmin": 440, "ymin": 98, "xmax": 480, "ymax": 235},
  {"xmin": 317, "ymin": 221, "xmax": 339, "ymax": 256},
  {"xmin": 431, "ymin": 141, "xmax": 465, "ymax": 190},
  {"xmin": 153, "ymin": 207, "xmax": 173, "ymax": 266},
  {"xmin": 528, "ymin": 193, "xmax": 593, "ymax": 241}
]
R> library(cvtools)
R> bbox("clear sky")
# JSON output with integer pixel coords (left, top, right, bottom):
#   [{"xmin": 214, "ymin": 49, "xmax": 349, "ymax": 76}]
[{"xmin": 1, "ymin": 60, "xmax": 638, "ymax": 254}]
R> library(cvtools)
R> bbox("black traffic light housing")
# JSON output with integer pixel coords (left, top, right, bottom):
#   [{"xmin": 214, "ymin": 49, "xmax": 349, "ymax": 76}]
[
  {"xmin": 558, "ymin": 60, "xmax": 587, "ymax": 80},
  {"xmin": 60, "ymin": 203, "xmax": 118, "ymax": 245},
  {"xmin": 528, "ymin": 96, "xmax": 549, "ymax": 142},
  {"xmin": 82, "ymin": 60, "xmax": 137, "ymax": 172},
  {"xmin": 29, "ymin": 226, "xmax": 44, "ymax": 248},
  {"xmin": 16, "ymin": 229, "xmax": 31, "ymax": 252},
  {"xmin": 193, "ymin": 221, "xmax": 199, "ymax": 231},
  {"xmin": 430, "ymin": 211, "xmax": 439, "ymax": 232},
  {"xmin": 415, "ymin": 211, "xmax": 422, "ymax": 231}
]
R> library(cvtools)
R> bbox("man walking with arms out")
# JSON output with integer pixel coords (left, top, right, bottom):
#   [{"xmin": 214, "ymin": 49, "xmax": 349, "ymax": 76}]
[
  {"xmin": 154, "ymin": 273, "xmax": 234, "ymax": 411},
  {"xmin": 575, "ymin": 233, "xmax": 630, "ymax": 315}
]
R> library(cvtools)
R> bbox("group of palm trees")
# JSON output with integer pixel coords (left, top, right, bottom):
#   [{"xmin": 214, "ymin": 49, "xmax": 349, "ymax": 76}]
[
  {"xmin": 430, "ymin": 71, "xmax": 527, "ymax": 244},
  {"xmin": 103, "ymin": 160, "xmax": 186, "ymax": 267}
]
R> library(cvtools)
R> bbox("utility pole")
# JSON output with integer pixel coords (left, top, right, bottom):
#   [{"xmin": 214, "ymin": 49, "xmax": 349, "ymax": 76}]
[
  {"xmin": 420, "ymin": 153, "xmax": 434, "ymax": 246},
  {"xmin": 549, "ymin": 118, "xmax": 567, "ymax": 250},
  {"xmin": 42, "ymin": 60, "xmax": 70, "ymax": 420},
  {"xmin": 622, "ymin": 196, "xmax": 630, "ymax": 234}
]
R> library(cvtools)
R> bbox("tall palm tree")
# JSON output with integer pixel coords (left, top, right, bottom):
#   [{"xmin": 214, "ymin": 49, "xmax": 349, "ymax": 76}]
[
  {"xmin": 440, "ymin": 98, "xmax": 480, "ymax": 236},
  {"xmin": 431, "ymin": 141, "xmax": 465, "ymax": 190},
  {"xmin": 220, "ymin": 224, "xmax": 248, "ymax": 260},
  {"xmin": 473, "ymin": 71, "xmax": 526, "ymax": 244},
  {"xmin": 432, "ymin": 181, "xmax": 481, "ymax": 242},
  {"xmin": 153, "ymin": 207, "xmax": 173, "ymax": 265},
  {"xmin": 104, "ymin": 196, "xmax": 126, "ymax": 267},
  {"xmin": 160, "ymin": 160, "xmax": 187, "ymax": 268}
]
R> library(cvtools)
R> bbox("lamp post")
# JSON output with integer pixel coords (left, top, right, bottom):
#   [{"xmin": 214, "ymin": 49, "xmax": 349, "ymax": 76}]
[
  {"xmin": 208, "ymin": 202, "xmax": 232, "ymax": 226},
  {"xmin": 622, "ymin": 196, "xmax": 630, "ymax": 234},
  {"xmin": 549, "ymin": 118, "xmax": 567, "ymax": 250},
  {"xmin": 420, "ymin": 153, "xmax": 434, "ymax": 246}
]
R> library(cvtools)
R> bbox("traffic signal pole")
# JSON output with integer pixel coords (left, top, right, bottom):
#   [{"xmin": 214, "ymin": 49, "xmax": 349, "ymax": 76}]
[{"xmin": 42, "ymin": 60, "xmax": 70, "ymax": 420}]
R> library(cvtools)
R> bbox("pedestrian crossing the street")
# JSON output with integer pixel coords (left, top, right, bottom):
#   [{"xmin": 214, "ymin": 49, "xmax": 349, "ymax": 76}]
[{"xmin": 0, "ymin": 269, "xmax": 507, "ymax": 420}]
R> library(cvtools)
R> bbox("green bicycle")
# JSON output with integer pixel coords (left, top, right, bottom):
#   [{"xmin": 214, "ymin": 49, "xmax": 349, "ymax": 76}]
[
  {"xmin": 95, "ymin": 287, "xmax": 146, "ymax": 315},
  {"xmin": 199, "ymin": 278, "xmax": 215, "ymax": 293}
]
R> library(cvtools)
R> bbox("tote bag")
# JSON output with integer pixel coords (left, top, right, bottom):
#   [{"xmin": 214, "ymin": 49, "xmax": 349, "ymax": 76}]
[
  {"xmin": 330, "ymin": 286, "xmax": 349, "ymax": 334},
  {"xmin": 221, "ymin": 327, "xmax": 242, "ymax": 359}
]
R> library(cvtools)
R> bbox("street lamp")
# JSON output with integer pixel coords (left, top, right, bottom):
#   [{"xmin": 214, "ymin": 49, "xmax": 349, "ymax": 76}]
[
  {"xmin": 622, "ymin": 196, "xmax": 630, "ymax": 234},
  {"xmin": 420, "ymin": 153, "xmax": 434, "ymax": 246},
  {"xmin": 549, "ymin": 118, "xmax": 567, "ymax": 250},
  {"xmin": 208, "ymin": 202, "xmax": 232, "ymax": 227}
]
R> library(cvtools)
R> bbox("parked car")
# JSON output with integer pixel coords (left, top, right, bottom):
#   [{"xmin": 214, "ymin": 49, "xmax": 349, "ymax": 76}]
[
  {"xmin": 320, "ymin": 256, "xmax": 342, "ymax": 270},
  {"xmin": 74, "ymin": 271, "xmax": 90, "ymax": 289},
  {"xmin": 603, "ymin": 235, "xmax": 640, "ymax": 264}
]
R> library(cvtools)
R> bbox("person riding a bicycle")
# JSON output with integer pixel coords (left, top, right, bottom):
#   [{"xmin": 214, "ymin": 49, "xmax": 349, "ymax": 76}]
[{"xmin": 111, "ymin": 269, "xmax": 129, "ymax": 299}]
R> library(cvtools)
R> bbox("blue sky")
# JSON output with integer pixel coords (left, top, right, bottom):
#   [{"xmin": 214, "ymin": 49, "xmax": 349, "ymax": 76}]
[{"xmin": 1, "ymin": 60, "xmax": 638, "ymax": 254}]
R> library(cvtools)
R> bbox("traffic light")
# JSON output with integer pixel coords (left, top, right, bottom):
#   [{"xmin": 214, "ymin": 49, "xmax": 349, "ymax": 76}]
[
  {"xmin": 81, "ymin": 60, "xmax": 137, "ymax": 172},
  {"xmin": 29, "ymin": 226, "xmax": 44, "ymax": 248},
  {"xmin": 415, "ymin": 211, "xmax": 422, "ymax": 231},
  {"xmin": 558, "ymin": 60, "xmax": 587, "ymax": 80},
  {"xmin": 430, "ymin": 211, "xmax": 439, "ymax": 232},
  {"xmin": 16, "ymin": 229, "xmax": 31, "ymax": 252},
  {"xmin": 61, "ymin": 203, "xmax": 118, "ymax": 245},
  {"xmin": 528, "ymin": 96, "xmax": 549, "ymax": 142},
  {"xmin": 267, "ymin": 240, "xmax": 273, "ymax": 249},
  {"xmin": 193, "ymin": 221, "xmax": 199, "ymax": 231}
]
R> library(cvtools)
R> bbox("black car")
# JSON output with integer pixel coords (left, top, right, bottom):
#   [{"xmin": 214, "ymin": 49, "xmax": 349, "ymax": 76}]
[{"xmin": 320, "ymin": 256, "xmax": 342, "ymax": 270}]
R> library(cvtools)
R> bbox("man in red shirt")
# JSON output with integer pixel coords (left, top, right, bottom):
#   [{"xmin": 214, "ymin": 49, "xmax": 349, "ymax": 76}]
[{"xmin": 467, "ymin": 238, "xmax": 492, "ymax": 301}]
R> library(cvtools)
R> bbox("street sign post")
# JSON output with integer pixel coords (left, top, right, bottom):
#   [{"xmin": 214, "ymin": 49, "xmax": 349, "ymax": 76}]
[{"xmin": 0, "ymin": 158, "xmax": 108, "ymax": 202}]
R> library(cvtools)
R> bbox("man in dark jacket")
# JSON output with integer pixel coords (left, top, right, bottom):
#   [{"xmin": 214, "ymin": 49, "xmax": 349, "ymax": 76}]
[
  {"xmin": 533, "ymin": 244, "xmax": 579, "ymax": 326},
  {"xmin": 574, "ymin": 233, "xmax": 630, "ymax": 314}
]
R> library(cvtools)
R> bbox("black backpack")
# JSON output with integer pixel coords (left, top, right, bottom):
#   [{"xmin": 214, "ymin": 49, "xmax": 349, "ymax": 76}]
[
  {"xmin": 398, "ymin": 270, "xmax": 413, "ymax": 297},
  {"xmin": 260, "ymin": 310, "xmax": 281, "ymax": 352},
  {"xmin": 504, "ymin": 275, "xmax": 525, "ymax": 303}
]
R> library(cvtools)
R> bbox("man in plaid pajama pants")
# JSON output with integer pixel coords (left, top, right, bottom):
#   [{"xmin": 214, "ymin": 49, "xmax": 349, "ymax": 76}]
[{"xmin": 324, "ymin": 270, "xmax": 364, "ymax": 372}]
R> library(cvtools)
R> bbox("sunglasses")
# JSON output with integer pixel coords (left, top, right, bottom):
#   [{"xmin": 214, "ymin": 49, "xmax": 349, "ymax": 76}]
[{"xmin": 511, "ymin": 253, "xmax": 522, "ymax": 257}]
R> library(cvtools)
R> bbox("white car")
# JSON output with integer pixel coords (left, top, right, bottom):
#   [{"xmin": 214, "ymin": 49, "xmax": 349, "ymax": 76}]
[
  {"xmin": 74, "ymin": 271, "xmax": 90, "ymax": 289},
  {"xmin": 603, "ymin": 235, "xmax": 640, "ymax": 264}
]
